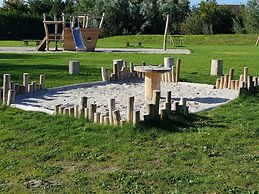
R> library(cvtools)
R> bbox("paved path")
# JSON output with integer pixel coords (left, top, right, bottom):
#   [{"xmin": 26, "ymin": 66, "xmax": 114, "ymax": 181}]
[{"xmin": 0, "ymin": 47, "xmax": 191, "ymax": 54}]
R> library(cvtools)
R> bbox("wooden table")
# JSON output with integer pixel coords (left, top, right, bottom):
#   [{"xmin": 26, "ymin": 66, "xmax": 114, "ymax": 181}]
[{"xmin": 134, "ymin": 66, "xmax": 171, "ymax": 100}]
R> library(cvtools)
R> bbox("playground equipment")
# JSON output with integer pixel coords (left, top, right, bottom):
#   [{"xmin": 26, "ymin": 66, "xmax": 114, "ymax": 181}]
[{"xmin": 37, "ymin": 13, "xmax": 105, "ymax": 52}]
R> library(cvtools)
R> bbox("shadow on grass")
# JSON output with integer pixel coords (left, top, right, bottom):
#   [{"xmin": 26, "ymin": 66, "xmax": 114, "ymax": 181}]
[{"xmin": 137, "ymin": 113, "xmax": 226, "ymax": 133}]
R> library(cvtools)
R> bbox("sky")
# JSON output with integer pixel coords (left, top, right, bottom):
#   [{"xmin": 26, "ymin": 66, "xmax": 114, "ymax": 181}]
[{"xmin": 0, "ymin": 0, "xmax": 248, "ymax": 7}]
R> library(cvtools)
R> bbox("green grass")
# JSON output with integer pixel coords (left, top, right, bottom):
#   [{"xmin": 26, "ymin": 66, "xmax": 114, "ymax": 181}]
[{"xmin": 0, "ymin": 35, "xmax": 259, "ymax": 193}]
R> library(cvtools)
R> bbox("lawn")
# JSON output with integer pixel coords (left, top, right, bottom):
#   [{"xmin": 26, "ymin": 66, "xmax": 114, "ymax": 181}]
[{"xmin": 0, "ymin": 35, "xmax": 258, "ymax": 193}]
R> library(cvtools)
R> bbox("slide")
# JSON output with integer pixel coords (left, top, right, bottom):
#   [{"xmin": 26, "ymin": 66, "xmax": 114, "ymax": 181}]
[{"xmin": 71, "ymin": 27, "xmax": 86, "ymax": 51}]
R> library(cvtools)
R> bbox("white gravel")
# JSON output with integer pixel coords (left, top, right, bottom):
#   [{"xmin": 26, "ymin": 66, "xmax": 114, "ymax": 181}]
[{"xmin": 12, "ymin": 79, "xmax": 239, "ymax": 119}]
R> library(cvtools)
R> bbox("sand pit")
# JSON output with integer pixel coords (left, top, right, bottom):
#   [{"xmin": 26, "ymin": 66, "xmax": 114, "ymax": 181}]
[{"xmin": 12, "ymin": 79, "xmax": 239, "ymax": 119}]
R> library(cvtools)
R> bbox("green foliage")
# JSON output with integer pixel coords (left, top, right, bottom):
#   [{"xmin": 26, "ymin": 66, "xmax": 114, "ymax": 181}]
[{"xmin": 244, "ymin": 0, "xmax": 259, "ymax": 33}]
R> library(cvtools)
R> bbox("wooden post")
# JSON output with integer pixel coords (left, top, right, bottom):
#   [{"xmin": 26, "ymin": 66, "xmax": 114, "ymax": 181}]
[
  {"xmin": 243, "ymin": 67, "xmax": 248, "ymax": 83},
  {"xmin": 133, "ymin": 110, "xmax": 140, "ymax": 125},
  {"xmin": 223, "ymin": 74, "xmax": 229, "ymax": 88},
  {"xmin": 144, "ymin": 72, "xmax": 161, "ymax": 100},
  {"xmin": 127, "ymin": 96, "xmax": 134, "ymax": 122},
  {"xmin": 253, "ymin": 77, "xmax": 258, "ymax": 87},
  {"xmin": 7, "ymin": 90, "xmax": 15, "ymax": 106},
  {"xmin": 112, "ymin": 110, "xmax": 121, "ymax": 126},
  {"xmin": 235, "ymin": 80, "xmax": 239, "ymax": 90},
  {"xmin": 230, "ymin": 80, "xmax": 235, "ymax": 89},
  {"xmin": 84, "ymin": 108, "xmax": 89, "ymax": 119},
  {"xmin": 94, "ymin": 112, "xmax": 101, "ymax": 123},
  {"xmin": 109, "ymin": 98, "xmax": 115, "ymax": 124},
  {"xmin": 171, "ymin": 66, "xmax": 176, "ymax": 83},
  {"xmin": 69, "ymin": 107, "xmax": 74, "ymax": 117},
  {"xmin": 89, "ymin": 104, "xmax": 97, "ymax": 121},
  {"xmin": 55, "ymin": 104, "xmax": 61, "ymax": 115},
  {"xmin": 74, "ymin": 105, "xmax": 79, "ymax": 118},
  {"xmin": 69, "ymin": 61, "xmax": 80, "ymax": 75},
  {"xmin": 220, "ymin": 76, "xmax": 224, "ymax": 89},
  {"xmin": 32, "ymin": 81, "xmax": 37, "ymax": 92},
  {"xmin": 163, "ymin": 14, "xmax": 169, "ymax": 51},
  {"xmin": 28, "ymin": 84, "xmax": 33, "ymax": 93},
  {"xmin": 3, "ymin": 74, "xmax": 11, "ymax": 104},
  {"xmin": 215, "ymin": 78, "xmax": 221, "ymax": 89},
  {"xmin": 104, "ymin": 116, "xmax": 110, "ymax": 125},
  {"xmin": 228, "ymin": 68, "xmax": 234, "ymax": 89},
  {"xmin": 101, "ymin": 67, "xmax": 110, "ymax": 81},
  {"xmin": 39, "ymin": 74, "xmax": 45, "ymax": 90},
  {"xmin": 172, "ymin": 101, "xmax": 179, "ymax": 112},
  {"xmin": 59, "ymin": 106, "xmax": 65, "ymax": 114},
  {"xmin": 166, "ymin": 91, "xmax": 171, "ymax": 111},
  {"xmin": 210, "ymin": 60, "xmax": 223, "ymax": 76},
  {"xmin": 64, "ymin": 108, "xmax": 69, "ymax": 115},
  {"xmin": 113, "ymin": 59, "xmax": 123, "ymax": 81},
  {"xmin": 152, "ymin": 90, "xmax": 161, "ymax": 119},
  {"xmin": 175, "ymin": 59, "xmax": 181, "ymax": 83},
  {"xmin": 79, "ymin": 97, "xmax": 87, "ymax": 116}
]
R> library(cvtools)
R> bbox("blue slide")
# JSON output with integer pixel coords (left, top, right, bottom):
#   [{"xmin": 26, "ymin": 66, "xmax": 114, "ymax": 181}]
[{"xmin": 71, "ymin": 27, "xmax": 86, "ymax": 51}]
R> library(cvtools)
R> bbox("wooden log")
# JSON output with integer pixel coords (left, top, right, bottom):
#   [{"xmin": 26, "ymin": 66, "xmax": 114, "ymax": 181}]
[
  {"xmin": 9, "ymin": 81, "xmax": 14, "ymax": 90},
  {"xmin": 133, "ymin": 110, "xmax": 140, "ymax": 125},
  {"xmin": 55, "ymin": 104, "xmax": 62, "ymax": 115},
  {"xmin": 109, "ymin": 98, "xmax": 115, "ymax": 124},
  {"xmin": 235, "ymin": 80, "xmax": 239, "ymax": 90},
  {"xmin": 36, "ymin": 83, "xmax": 41, "ymax": 91},
  {"xmin": 84, "ymin": 108, "xmax": 89, "ymax": 119},
  {"xmin": 172, "ymin": 101, "xmax": 179, "ymax": 112},
  {"xmin": 3, "ymin": 74, "xmax": 11, "ymax": 104},
  {"xmin": 175, "ymin": 59, "xmax": 181, "ymax": 83},
  {"xmin": 253, "ymin": 77, "xmax": 258, "ymax": 87},
  {"xmin": 69, "ymin": 107, "xmax": 75, "ymax": 117},
  {"xmin": 215, "ymin": 78, "xmax": 221, "ymax": 89},
  {"xmin": 64, "ymin": 108, "xmax": 69, "ymax": 115},
  {"xmin": 32, "ymin": 81, "xmax": 37, "ymax": 92},
  {"xmin": 59, "ymin": 106, "xmax": 65, "ymax": 114},
  {"xmin": 7, "ymin": 90, "xmax": 15, "ymax": 105},
  {"xmin": 94, "ymin": 112, "xmax": 101, "ymax": 123},
  {"xmin": 166, "ymin": 91, "xmax": 171, "ymax": 103},
  {"xmin": 230, "ymin": 80, "xmax": 235, "ymax": 90},
  {"xmin": 127, "ymin": 96, "xmax": 134, "ymax": 122},
  {"xmin": 112, "ymin": 110, "xmax": 121, "ymax": 126},
  {"xmin": 79, "ymin": 97, "xmax": 88, "ymax": 116},
  {"xmin": 210, "ymin": 59, "xmax": 223, "ymax": 76},
  {"xmin": 39, "ymin": 75, "xmax": 45, "ymax": 90},
  {"xmin": 120, "ymin": 119, "xmax": 127, "ymax": 126},
  {"xmin": 247, "ymin": 76, "xmax": 254, "ymax": 91},
  {"xmin": 228, "ymin": 68, "xmax": 234, "ymax": 89},
  {"xmin": 243, "ymin": 67, "xmax": 248, "ymax": 83},
  {"xmin": 160, "ymin": 109, "xmax": 167, "ymax": 120},
  {"xmin": 104, "ymin": 116, "xmax": 110, "ymax": 125},
  {"xmin": 89, "ymin": 104, "xmax": 97, "ymax": 121},
  {"xmin": 28, "ymin": 84, "xmax": 33, "ymax": 93},
  {"xmin": 74, "ymin": 105, "xmax": 79, "ymax": 118},
  {"xmin": 223, "ymin": 74, "xmax": 229, "ymax": 88},
  {"xmin": 101, "ymin": 67, "xmax": 110, "ymax": 81},
  {"xmin": 20, "ymin": 85, "xmax": 25, "ymax": 94},
  {"xmin": 171, "ymin": 66, "xmax": 176, "ymax": 83},
  {"xmin": 23, "ymin": 73, "xmax": 29, "ymax": 93},
  {"xmin": 219, "ymin": 75, "xmax": 224, "ymax": 89},
  {"xmin": 113, "ymin": 59, "xmax": 123, "ymax": 81},
  {"xmin": 100, "ymin": 114, "xmax": 106, "ymax": 124},
  {"xmin": 164, "ymin": 57, "xmax": 174, "ymax": 68},
  {"xmin": 152, "ymin": 90, "xmax": 161, "ymax": 118},
  {"xmin": 15, "ymin": 84, "xmax": 20, "ymax": 95}
]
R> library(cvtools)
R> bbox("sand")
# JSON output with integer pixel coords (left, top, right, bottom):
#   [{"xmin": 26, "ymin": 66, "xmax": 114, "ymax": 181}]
[{"xmin": 12, "ymin": 79, "xmax": 239, "ymax": 119}]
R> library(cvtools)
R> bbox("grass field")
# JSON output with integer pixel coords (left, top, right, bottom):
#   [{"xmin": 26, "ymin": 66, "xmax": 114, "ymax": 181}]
[{"xmin": 0, "ymin": 35, "xmax": 258, "ymax": 193}]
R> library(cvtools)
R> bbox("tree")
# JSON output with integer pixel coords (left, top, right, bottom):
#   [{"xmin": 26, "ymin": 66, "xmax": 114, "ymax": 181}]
[
  {"xmin": 244, "ymin": 0, "xmax": 259, "ymax": 33},
  {"xmin": 27, "ymin": 0, "xmax": 53, "ymax": 15},
  {"xmin": 2, "ymin": 0, "xmax": 29, "ymax": 13}
]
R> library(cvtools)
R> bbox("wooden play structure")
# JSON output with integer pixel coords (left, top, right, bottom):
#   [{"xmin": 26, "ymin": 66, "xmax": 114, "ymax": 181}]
[{"xmin": 37, "ymin": 13, "xmax": 105, "ymax": 52}]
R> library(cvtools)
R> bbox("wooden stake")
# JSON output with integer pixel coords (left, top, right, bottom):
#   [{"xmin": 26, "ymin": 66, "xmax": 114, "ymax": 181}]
[
  {"xmin": 79, "ymin": 97, "xmax": 87, "ymax": 116},
  {"xmin": 230, "ymin": 80, "xmax": 235, "ymax": 90},
  {"xmin": 104, "ymin": 116, "xmax": 110, "ymax": 125},
  {"xmin": 220, "ymin": 76, "xmax": 224, "ymax": 89},
  {"xmin": 133, "ymin": 110, "xmax": 140, "ymax": 125},
  {"xmin": 228, "ymin": 68, "xmax": 234, "ymax": 89},
  {"xmin": 89, "ymin": 104, "xmax": 97, "ymax": 121},
  {"xmin": 69, "ymin": 107, "xmax": 74, "ymax": 117},
  {"xmin": 235, "ymin": 80, "xmax": 239, "ymax": 90},
  {"xmin": 171, "ymin": 66, "xmax": 176, "ymax": 83},
  {"xmin": 55, "ymin": 104, "xmax": 62, "ymax": 115},
  {"xmin": 94, "ymin": 112, "xmax": 101, "ymax": 123},
  {"xmin": 59, "ymin": 106, "xmax": 65, "ymax": 114},
  {"xmin": 223, "ymin": 74, "xmax": 229, "ymax": 88},
  {"xmin": 74, "ymin": 105, "xmax": 79, "ymax": 118},
  {"xmin": 215, "ymin": 78, "xmax": 221, "ymax": 89},
  {"xmin": 127, "ymin": 96, "xmax": 134, "ymax": 122},
  {"xmin": 101, "ymin": 67, "xmax": 110, "ymax": 81},
  {"xmin": 175, "ymin": 59, "xmax": 181, "ymax": 83},
  {"xmin": 40, "ymin": 74, "xmax": 45, "ymax": 90},
  {"xmin": 112, "ymin": 110, "xmax": 121, "ymax": 126},
  {"xmin": 23, "ymin": 73, "xmax": 29, "ymax": 93},
  {"xmin": 109, "ymin": 98, "xmax": 115, "ymax": 124},
  {"xmin": 7, "ymin": 90, "xmax": 15, "ymax": 105},
  {"xmin": 243, "ymin": 67, "xmax": 248, "ymax": 83},
  {"xmin": 3, "ymin": 74, "xmax": 11, "ymax": 104},
  {"xmin": 152, "ymin": 90, "xmax": 161, "ymax": 119}
]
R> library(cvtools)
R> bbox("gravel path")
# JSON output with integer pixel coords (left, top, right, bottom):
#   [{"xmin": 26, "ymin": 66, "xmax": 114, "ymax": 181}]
[
  {"xmin": 0, "ymin": 47, "xmax": 191, "ymax": 54},
  {"xmin": 12, "ymin": 79, "xmax": 239, "ymax": 119}
]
